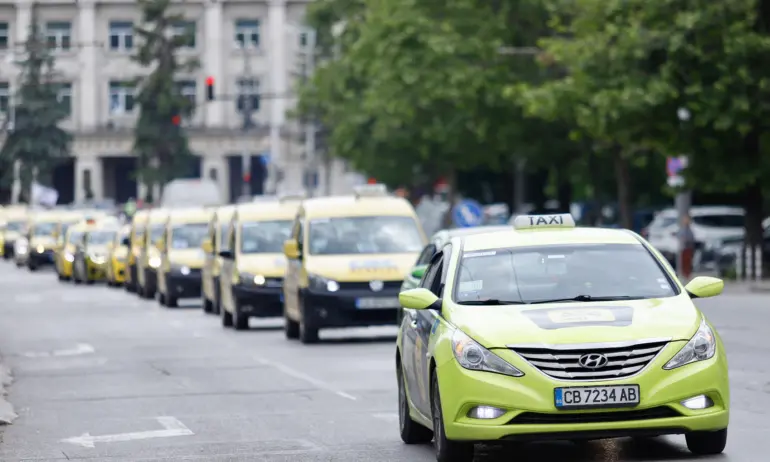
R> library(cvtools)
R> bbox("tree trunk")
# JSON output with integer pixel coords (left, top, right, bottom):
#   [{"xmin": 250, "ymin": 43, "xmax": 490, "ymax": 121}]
[
  {"xmin": 556, "ymin": 165, "xmax": 572, "ymax": 214},
  {"xmin": 613, "ymin": 148, "xmax": 633, "ymax": 229}
]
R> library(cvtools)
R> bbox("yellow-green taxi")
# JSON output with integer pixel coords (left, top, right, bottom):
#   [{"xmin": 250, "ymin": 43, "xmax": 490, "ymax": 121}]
[
  {"xmin": 0, "ymin": 205, "xmax": 28, "ymax": 260},
  {"xmin": 396, "ymin": 214, "xmax": 729, "ymax": 461},
  {"xmin": 125, "ymin": 209, "xmax": 150, "ymax": 293},
  {"xmin": 106, "ymin": 225, "xmax": 131, "ymax": 286},
  {"xmin": 136, "ymin": 208, "xmax": 168, "ymax": 299},
  {"xmin": 219, "ymin": 197, "xmax": 301, "ymax": 330},
  {"xmin": 156, "ymin": 208, "xmax": 211, "ymax": 307},
  {"xmin": 72, "ymin": 220, "xmax": 120, "ymax": 284},
  {"xmin": 201, "ymin": 205, "xmax": 236, "ymax": 315},
  {"xmin": 283, "ymin": 184, "xmax": 427, "ymax": 343}
]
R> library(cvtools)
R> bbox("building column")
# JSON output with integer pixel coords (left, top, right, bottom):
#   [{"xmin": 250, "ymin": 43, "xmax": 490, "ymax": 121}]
[
  {"xmin": 266, "ymin": 0, "xmax": 287, "ymax": 194},
  {"xmin": 204, "ymin": 0, "xmax": 224, "ymax": 127},
  {"xmin": 78, "ymin": 1, "xmax": 98, "ymax": 130},
  {"xmin": 74, "ymin": 158, "xmax": 103, "ymax": 202},
  {"xmin": 201, "ymin": 155, "xmax": 228, "ymax": 203}
]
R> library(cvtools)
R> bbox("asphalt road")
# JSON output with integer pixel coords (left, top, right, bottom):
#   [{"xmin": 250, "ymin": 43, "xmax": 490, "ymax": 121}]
[{"xmin": 0, "ymin": 262, "xmax": 767, "ymax": 462}]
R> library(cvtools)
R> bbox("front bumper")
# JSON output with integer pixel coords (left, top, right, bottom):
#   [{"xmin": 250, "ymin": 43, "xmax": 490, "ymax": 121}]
[
  {"xmin": 112, "ymin": 260, "xmax": 127, "ymax": 283},
  {"xmin": 86, "ymin": 260, "xmax": 109, "ymax": 281},
  {"xmin": 29, "ymin": 249, "xmax": 56, "ymax": 266},
  {"xmin": 436, "ymin": 342, "xmax": 729, "ymax": 442},
  {"xmin": 2, "ymin": 240, "xmax": 13, "ymax": 258},
  {"xmin": 233, "ymin": 284, "xmax": 283, "ymax": 317},
  {"xmin": 301, "ymin": 285, "xmax": 401, "ymax": 328},
  {"xmin": 166, "ymin": 271, "xmax": 202, "ymax": 298}
]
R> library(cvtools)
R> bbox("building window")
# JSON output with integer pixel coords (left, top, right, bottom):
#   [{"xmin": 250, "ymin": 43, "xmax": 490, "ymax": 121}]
[
  {"xmin": 0, "ymin": 23, "xmax": 8, "ymax": 50},
  {"xmin": 56, "ymin": 83, "xmax": 72, "ymax": 116},
  {"xmin": 0, "ymin": 82, "xmax": 9, "ymax": 114},
  {"xmin": 234, "ymin": 19, "xmax": 260, "ymax": 49},
  {"xmin": 45, "ymin": 21, "xmax": 72, "ymax": 51},
  {"xmin": 109, "ymin": 21, "xmax": 134, "ymax": 50},
  {"xmin": 172, "ymin": 21, "xmax": 196, "ymax": 48},
  {"xmin": 299, "ymin": 31, "xmax": 307, "ymax": 48},
  {"xmin": 236, "ymin": 78, "xmax": 260, "ymax": 112},
  {"xmin": 109, "ymin": 81, "xmax": 135, "ymax": 114},
  {"xmin": 176, "ymin": 80, "xmax": 196, "ymax": 113},
  {"xmin": 209, "ymin": 168, "xmax": 217, "ymax": 181}
]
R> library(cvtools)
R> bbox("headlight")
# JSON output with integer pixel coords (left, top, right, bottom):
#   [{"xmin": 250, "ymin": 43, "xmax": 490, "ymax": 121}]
[
  {"xmin": 307, "ymin": 273, "xmax": 339, "ymax": 292},
  {"xmin": 89, "ymin": 253, "xmax": 106, "ymax": 264},
  {"xmin": 65, "ymin": 252, "xmax": 74, "ymax": 262},
  {"xmin": 663, "ymin": 318, "xmax": 717, "ymax": 370},
  {"xmin": 149, "ymin": 256, "xmax": 161, "ymax": 268},
  {"xmin": 36, "ymin": 244, "xmax": 45, "ymax": 253},
  {"xmin": 451, "ymin": 329, "xmax": 524, "ymax": 377},
  {"xmin": 239, "ymin": 272, "xmax": 265, "ymax": 285},
  {"xmin": 179, "ymin": 265, "xmax": 190, "ymax": 275}
]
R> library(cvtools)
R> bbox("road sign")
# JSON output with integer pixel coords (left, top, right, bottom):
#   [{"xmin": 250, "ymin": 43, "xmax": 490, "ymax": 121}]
[
  {"xmin": 452, "ymin": 199, "xmax": 484, "ymax": 228},
  {"xmin": 666, "ymin": 156, "xmax": 688, "ymax": 187}
]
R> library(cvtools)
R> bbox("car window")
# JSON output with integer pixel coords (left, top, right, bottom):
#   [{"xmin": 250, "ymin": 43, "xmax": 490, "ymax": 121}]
[
  {"xmin": 240, "ymin": 220, "xmax": 293, "ymax": 254},
  {"xmin": 416, "ymin": 244, "xmax": 437, "ymax": 265},
  {"xmin": 33, "ymin": 222, "xmax": 57, "ymax": 236},
  {"xmin": 148, "ymin": 224, "xmax": 165, "ymax": 243},
  {"xmin": 308, "ymin": 216, "xmax": 423, "ymax": 255},
  {"xmin": 5, "ymin": 221, "xmax": 24, "ymax": 232},
  {"xmin": 420, "ymin": 254, "xmax": 443, "ymax": 293},
  {"xmin": 453, "ymin": 244, "xmax": 676, "ymax": 304},
  {"xmin": 692, "ymin": 214, "xmax": 744, "ymax": 228},
  {"xmin": 170, "ymin": 223, "xmax": 209, "ymax": 249},
  {"xmin": 87, "ymin": 230, "xmax": 116, "ymax": 245}
]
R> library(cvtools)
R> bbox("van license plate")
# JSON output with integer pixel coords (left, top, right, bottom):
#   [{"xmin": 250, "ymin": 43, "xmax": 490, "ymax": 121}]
[
  {"xmin": 356, "ymin": 297, "xmax": 400, "ymax": 309},
  {"xmin": 554, "ymin": 385, "xmax": 640, "ymax": 409}
]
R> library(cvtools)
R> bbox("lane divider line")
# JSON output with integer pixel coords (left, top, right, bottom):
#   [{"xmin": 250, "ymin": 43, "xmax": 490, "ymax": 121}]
[{"xmin": 255, "ymin": 357, "xmax": 358, "ymax": 401}]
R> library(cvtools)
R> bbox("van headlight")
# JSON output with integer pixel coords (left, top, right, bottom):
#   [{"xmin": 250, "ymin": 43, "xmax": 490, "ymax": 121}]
[
  {"xmin": 307, "ymin": 273, "xmax": 339, "ymax": 292},
  {"xmin": 65, "ymin": 252, "xmax": 74, "ymax": 262},
  {"xmin": 451, "ymin": 329, "xmax": 524, "ymax": 377},
  {"xmin": 664, "ymin": 318, "xmax": 717, "ymax": 370},
  {"xmin": 240, "ymin": 272, "xmax": 265, "ymax": 285},
  {"xmin": 89, "ymin": 253, "xmax": 106, "ymax": 264},
  {"xmin": 149, "ymin": 256, "xmax": 161, "ymax": 268}
]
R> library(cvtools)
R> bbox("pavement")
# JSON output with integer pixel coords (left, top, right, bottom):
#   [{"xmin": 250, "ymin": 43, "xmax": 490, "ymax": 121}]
[{"xmin": 0, "ymin": 263, "xmax": 768, "ymax": 462}]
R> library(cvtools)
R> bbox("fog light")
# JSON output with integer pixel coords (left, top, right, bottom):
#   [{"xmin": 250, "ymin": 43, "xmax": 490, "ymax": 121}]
[
  {"xmin": 180, "ymin": 266, "xmax": 190, "ymax": 275},
  {"xmin": 681, "ymin": 395, "xmax": 714, "ymax": 410},
  {"xmin": 253, "ymin": 274, "xmax": 265, "ymax": 285},
  {"xmin": 467, "ymin": 405, "xmax": 505, "ymax": 420}
]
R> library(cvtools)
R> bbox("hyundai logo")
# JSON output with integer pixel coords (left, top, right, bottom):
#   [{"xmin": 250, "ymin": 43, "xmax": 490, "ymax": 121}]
[
  {"xmin": 369, "ymin": 280, "xmax": 384, "ymax": 292},
  {"xmin": 578, "ymin": 353, "xmax": 609, "ymax": 369}
]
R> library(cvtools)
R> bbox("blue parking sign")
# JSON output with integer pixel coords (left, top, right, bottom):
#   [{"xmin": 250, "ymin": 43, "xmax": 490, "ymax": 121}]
[{"xmin": 452, "ymin": 199, "xmax": 484, "ymax": 228}]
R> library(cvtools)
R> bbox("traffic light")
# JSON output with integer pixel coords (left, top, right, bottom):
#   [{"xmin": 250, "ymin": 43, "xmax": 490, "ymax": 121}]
[
  {"xmin": 171, "ymin": 115, "xmax": 181, "ymax": 126},
  {"xmin": 206, "ymin": 76, "xmax": 215, "ymax": 101}
]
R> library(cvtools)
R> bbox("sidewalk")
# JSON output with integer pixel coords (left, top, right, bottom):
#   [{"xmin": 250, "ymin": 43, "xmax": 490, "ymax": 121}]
[{"xmin": 0, "ymin": 359, "xmax": 16, "ymax": 426}]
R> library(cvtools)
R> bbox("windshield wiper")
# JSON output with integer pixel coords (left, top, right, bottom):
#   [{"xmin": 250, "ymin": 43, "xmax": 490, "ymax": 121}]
[
  {"xmin": 528, "ymin": 295, "xmax": 643, "ymax": 304},
  {"xmin": 458, "ymin": 299, "xmax": 526, "ymax": 305}
]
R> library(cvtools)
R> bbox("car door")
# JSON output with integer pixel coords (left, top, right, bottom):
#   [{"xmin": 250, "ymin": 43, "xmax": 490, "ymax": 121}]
[{"xmin": 403, "ymin": 251, "xmax": 444, "ymax": 415}]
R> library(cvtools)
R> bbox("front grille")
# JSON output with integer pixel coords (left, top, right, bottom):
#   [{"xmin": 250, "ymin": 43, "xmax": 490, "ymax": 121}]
[
  {"xmin": 510, "ymin": 339, "xmax": 669, "ymax": 381},
  {"xmin": 264, "ymin": 277, "xmax": 283, "ymax": 287},
  {"xmin": 338, "ymin": 281, "xmax": 402, "ymax": 291},
  {"xmin": 508, "ymin": 406, "xmax": 680, "ymax": 425}
]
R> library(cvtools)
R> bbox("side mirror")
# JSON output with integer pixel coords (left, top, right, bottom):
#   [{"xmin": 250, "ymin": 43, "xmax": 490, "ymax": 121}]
[
  {"xmin": 685, "ymin": 276, "xmax": 724, "ymax": 299},
  {"xmin": 202, "ymin": 239, "xmax": 213, "ymax": 254},
  {"xmin": 410, "ymin": 265, "xmax": 428, "ymax": 280},
  {"xmin": 121, "ymin": 237, "xmax": 130, "ymax": 246},
  {"xmin": 219, "ymin": 250, "xmax": 233, "ymax": 259},
  {"xmin": 399, "ymin": 288, "xmax": 441, "ymax": 310},
  {"xmin": 283, "ymin": 239, "xmax": 300, "ymax": 259}
]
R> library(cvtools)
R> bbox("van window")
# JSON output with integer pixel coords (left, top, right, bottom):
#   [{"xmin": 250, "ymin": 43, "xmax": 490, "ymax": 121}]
[
  {"xmin": 308, "ymin": 216, "xmax": 423, "ymax": 255},
  {"xmin": 692, "ymin": 214, "xmax": 744, "ymax": 228},
  {"xmin": 33, "ymin": 222, "xmax": 57, "ymax": 236},
  {"xmin": 240, "ymin": 221, "xmax": 293, "ymax": 253},
  {"xmin": 170, "ymin": 223, "xmax": 208, "ymax": 249}
]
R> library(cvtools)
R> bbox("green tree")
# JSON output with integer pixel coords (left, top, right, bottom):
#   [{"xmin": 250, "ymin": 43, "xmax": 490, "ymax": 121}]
[
  {"xmin": 0, "ymin": 10, "xmax": 71, "ymax": 203},
  {"xmin": 132, "ymin": 0, "xmax": 198, "ymax": 203}
]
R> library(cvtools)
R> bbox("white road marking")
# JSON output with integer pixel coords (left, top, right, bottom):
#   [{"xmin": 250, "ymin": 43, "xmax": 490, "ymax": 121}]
[
  {"xmin": 255, "ymin": 357, "xmax": 357, "ymax": 401},
  {"xmin": 60, "ymin": 416, "xmax": 193, "ymax": 448},
  {"xmin": 23, "ymin": 343, "xmax": 95, "ymax": 358}
]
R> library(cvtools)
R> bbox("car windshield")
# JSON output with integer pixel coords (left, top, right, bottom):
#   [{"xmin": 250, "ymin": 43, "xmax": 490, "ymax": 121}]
[
  {"xmin": 148, "ymin": 224, "xmax": 165, "ymax": 243},
  {"xmin": 170, "ymin": 223, "xmax": 208, "ymax": 249},
  {"xmin": 33, "ymin": 222, "xmax": 57, "ymax": 236},
  {"xmin": 454, "ymin": 243, "xmax": 676, "ymax": 305},
  {"xmin": 240, "ymin": 220, "xmax": 292, "ymax": 254},
  {"xmin": 67, "ymin": 231, "xmax": 83, "ymax": 244},
  {"xmin": 308, "ymin": 216, "xmax": 424, "ymax": 255},
  {"xmin": 219, "ymin": 223, "xmax": 229, "ymax": 248},
  {"xmin": 6, "ymin": 221, "xmax": 24, "ymax": 232},
  {"xmin": 87, "ymin": 230, "xmax": 116, "ymax": 245},
  {"xmin": 692, "ymin": 214, "xmax": 744, "ymax": 228}
]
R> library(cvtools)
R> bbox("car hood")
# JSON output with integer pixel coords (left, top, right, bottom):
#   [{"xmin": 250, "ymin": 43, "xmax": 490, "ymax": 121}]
[
  {"xmin": 30, "ymin": 235, "xmax": 56, "ymax": 247},
  {"xmin": 305, "ymin": 253, "xmax": 418, "ymax": 282},
  {"xmin": 449, "ymin": 296, "xmax": 700, "ymax": 348},
  {"xmin": 237, "ymin": 253, "xmax": 287, "ymax": 277},
  {"xmin": 168, "ymin": 248, "xmax": 206, "ymax": 268}
]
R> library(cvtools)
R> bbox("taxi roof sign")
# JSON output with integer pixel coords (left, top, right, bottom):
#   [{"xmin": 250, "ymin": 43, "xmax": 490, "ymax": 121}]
[
  {"xmin": 512, "ymin": 213, "xmax": 576, "ymax": 230},
  {"xmin": 353, "ymin": 183, "xmax": 388, "ymax": 198},
  {"xmin": 278, "ymin": 192, "xmax": 307, "ymax": 202}
]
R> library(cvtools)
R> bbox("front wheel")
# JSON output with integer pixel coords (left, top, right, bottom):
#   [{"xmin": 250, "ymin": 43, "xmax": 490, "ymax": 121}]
[
  {"xmin": 233, "ymin": 298, "xmax": 249, "ymax": 330},
  {"xmin": 398, "ymin": 361, "xmax": 433, "ymax": 444},
  {"xmin": 298, "ymin": 295, "xmax": 319, "ymax": 344},
  {"xmin": 685, "ymin": 428, "xmax": 727, "ymax": 455},
  {"xmin": 431, "ymin": 373, "xmax": 474, "ymax": 462},
  {"xmin": 284, "ymin": 314, "xmax": 300, "ymax": 339},
  {"xmin": 221, "ymin": 304, "xmax": 233, "ymax": 328}
]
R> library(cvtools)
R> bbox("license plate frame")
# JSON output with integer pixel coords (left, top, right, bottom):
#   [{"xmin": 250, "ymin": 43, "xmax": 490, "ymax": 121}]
[
  {"xmin": 554, "ymin": 384, "xmax": 640, "ymax": 410},
  {"xmin": 355, "ymin": 297, "xmax": 400, "ymax": 309}
]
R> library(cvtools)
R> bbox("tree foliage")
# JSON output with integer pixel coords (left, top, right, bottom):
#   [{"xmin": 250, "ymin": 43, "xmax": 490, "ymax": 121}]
[
  {"xmin": 132, "ymin": 0, "xmax": 199, "ymax": 202},
  {"xmin": 0, "ymin": 10, "xmax": 71, "ymax": 202}
]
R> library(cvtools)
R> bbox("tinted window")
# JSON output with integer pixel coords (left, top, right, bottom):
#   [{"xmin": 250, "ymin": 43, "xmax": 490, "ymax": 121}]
[
  {"xmin": 240, "ymin": 220, "xmax": 292, "ymax": 253},
  {"xmin": 170, "ymin": 223, "xmax": 208, "ymax": 249},
  {"xmin": 34, "ymin": 222, "xmax": 57, "ymax": 236},
  {"xmin": 308, "ymin": 216, "xmax": 423, "ymax": 255},
  {"xmin": 454, "ymin": 244, "xmax": 675, "ymax": 304},
  {"xmin": 692, "ymin": 214, "xmax": 744, "ymax": 228},
  {"xmin": 87, "ymin": 230, "xmax": 116, "ymax": 245}
]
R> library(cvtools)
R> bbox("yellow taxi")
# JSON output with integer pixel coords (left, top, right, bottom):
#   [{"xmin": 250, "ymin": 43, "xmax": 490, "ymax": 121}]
[
  {"xmin": 201, "ymin": 205, "xmax": 236, "ymax": 315},
  {"xmin": 56, "ymin": 220, "xmax": 89, "ymax": 281},
  {"xmin": 51, "ymin": 211, "xmax": 95, "ymax": 279},
  {"xmin": 136, "ymin": 208, "xmax": 169, "ymax": 299},
  {"xmin": 125, "ymin": 209, "xmax": 150, "ymax": 293},
  {"xmin": 23, "ymin": 209, "xmax": 77, "ymax": 271},
  {"xmin": 219, "ymin": 196, "xmax": 303, "ymax": 330},
  {"xmin": 0, "ymin": 205, "xmax": 28, "ymax": 260},
  {"xmin": 156, "ymin": 208, "xmax": 211, "ymax": 307},
  {"xmin": 282, "ymin": 184, "xmax": 427, "ymax": 343},
  {"xmin": 106, "ymin": 225, "xmax": 131, "ymax": 286},
  {"xmin": 72, "ymin": 219, "xmax": 120, "ymax": 284}
]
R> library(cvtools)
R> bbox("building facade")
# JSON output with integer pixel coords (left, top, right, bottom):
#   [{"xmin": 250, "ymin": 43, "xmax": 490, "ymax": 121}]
[{"xmin": 0, "ymin": 0, "xmax": 357, "ymax": 204}]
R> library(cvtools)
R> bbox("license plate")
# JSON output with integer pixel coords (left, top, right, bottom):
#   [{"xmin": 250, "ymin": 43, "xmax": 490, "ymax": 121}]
[
  {"xmin": 355, "ymin": 297, "xmax": 400, "ymax": 309},
  {"xmin": 554, "ymin": 385, "xmax": 639, "ymax": 409}
]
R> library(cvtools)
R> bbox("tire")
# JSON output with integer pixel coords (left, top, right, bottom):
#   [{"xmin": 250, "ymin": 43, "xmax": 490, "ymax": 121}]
[
  {"xmin": 431, "ymin": 373, "xmax": 474, "ymax": 462},
  {"xmin": 685, "ymin": 428, "xmax": 727, "ymax": 455},
  {"xmin": 298, "ymin": 295, "xmax": 320, "ymax": 344},
  {"xmin": 233, "ymin": 297, "xmax": 249, "ymax": 330},
  {"xmin": 213, "ymin": 281, "xmax": 221, "ymax": 315},
  {"xmin": 202, "ymin": 292, "xmax": 214, "ymax": 313},
  {"xmin": 166, "ymin": 295, "xmax": 178, "ymax": 308},
  {"xmin": 221, "ymin": 303, "xmax": 233, "ymax": 328},
  {"xmin": 158, "ymin": 292, "xmax": 166, "ymax": 305},
  {"xmin": 397, "ymin": 360, "xmax": 433, "ymax": 444},
  {"xmin": 27, "ymin": 260, "xmax": 38, "ymax": 272},
  {"xmin": 284, "ymin": 314, "xmax": 300, "ymax": 340}
]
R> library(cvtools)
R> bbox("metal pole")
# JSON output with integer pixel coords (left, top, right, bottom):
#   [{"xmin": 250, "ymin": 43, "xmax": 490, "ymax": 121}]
[
  {"xmin": 675, "ymin": 188, "xmax": 692, "ymax": 278},
  {"xmin": 241, "ymin": 47, "xmax": 254, "ymax": 199},
  {"xmin": 303, "ymin": 29, "xmax": 317, "ymax": 195},
  {"xmin": 514, "ymin": 158, "xmax": 526, "ymax": 215}
]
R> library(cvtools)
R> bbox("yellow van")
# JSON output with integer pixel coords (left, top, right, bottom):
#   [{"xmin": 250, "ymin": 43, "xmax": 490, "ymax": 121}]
[
  {"xmin": 282, "ymin": 185, "xmax": 427, "ymax": 343},
  {"xmin": 24, "ymin": 209, "xmax": 76, "ymax": 271},
  {"xmin": 106, "ymin": 225, "xmax": 131, "ymax": 286},
  {"xmin": 125, "ymin": 209, "xmax": 150, "ymax": 293},
  {"xmin": 72, "ymin": 220, "xmax": 120, "ymax": 284},
  {"xmin": 136, "ymin": 208, "xmax": 169, "ymax": 298},
  {"xmin": 201, "ymin": 205, "xmax": 236, "ymax": 314},
  {"xmin": 0, "ymin": 205, "xmax": 28, "ymax": 260},
  {"xmin": 219, "ymin": 196, "xmax": 302, "ymax": 330},
  {"xmin": 52, "ymin": 211, "xmax": 96, "ymax": 280},
  {"xmin": 156, "ymin": 208, "xmax": 211, "ymax": 307}
]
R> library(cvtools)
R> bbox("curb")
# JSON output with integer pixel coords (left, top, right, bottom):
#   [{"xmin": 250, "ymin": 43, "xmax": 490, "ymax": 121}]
[{"xmin": 0, "ymin": 364, "xmax": 17, "ymax": 425}]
